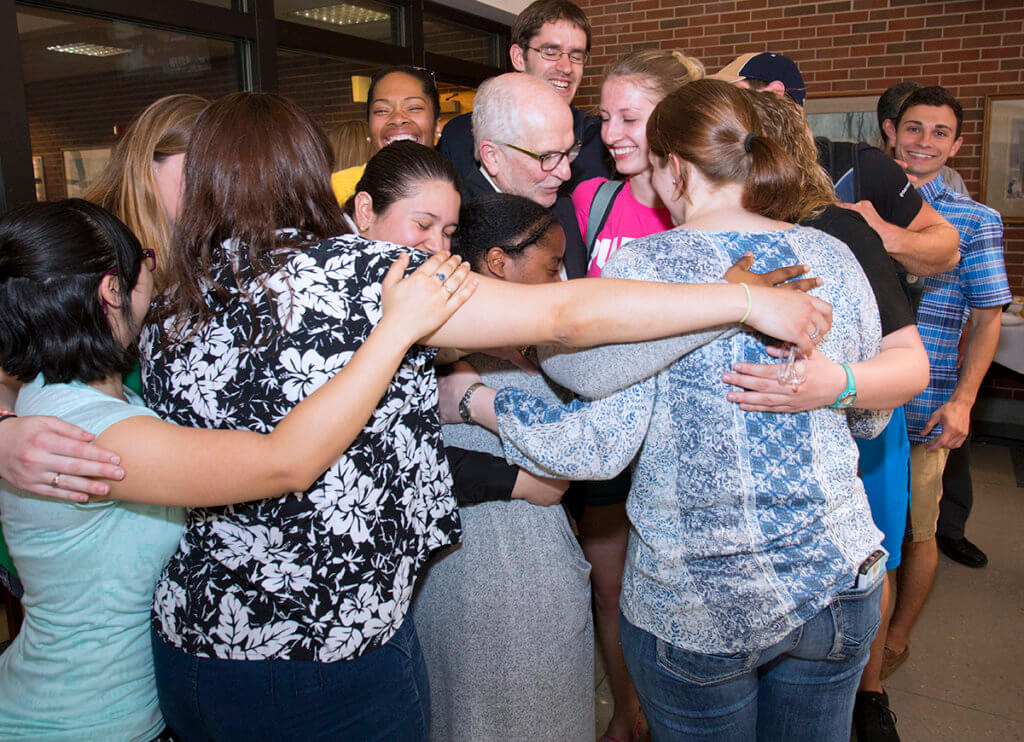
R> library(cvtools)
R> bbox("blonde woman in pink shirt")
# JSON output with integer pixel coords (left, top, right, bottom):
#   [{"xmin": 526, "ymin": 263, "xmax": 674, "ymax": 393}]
[{"xmin": 570, "ymin": 49, "xmax": 704, "ymax": 742}]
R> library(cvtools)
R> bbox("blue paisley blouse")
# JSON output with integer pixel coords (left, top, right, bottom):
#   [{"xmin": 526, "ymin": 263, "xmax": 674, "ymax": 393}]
[
  {"xmin": 494, "ymin": 226, "xmax": 885, "ymax": 654},
  {"xmin": 140, "ymin": 234, "xmax": 459, "ymax": 662}
]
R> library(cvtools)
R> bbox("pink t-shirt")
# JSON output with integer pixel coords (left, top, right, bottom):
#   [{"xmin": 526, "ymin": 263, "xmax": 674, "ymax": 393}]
[{"xmin": 573, "ymin": 177, "xmax": 674, "ymax": 277}]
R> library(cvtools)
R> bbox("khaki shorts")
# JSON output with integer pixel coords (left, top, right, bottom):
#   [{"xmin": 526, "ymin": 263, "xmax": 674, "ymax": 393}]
[{"xmin": 908, "ymin": 444, "xmax": 950, "ymax": 542}]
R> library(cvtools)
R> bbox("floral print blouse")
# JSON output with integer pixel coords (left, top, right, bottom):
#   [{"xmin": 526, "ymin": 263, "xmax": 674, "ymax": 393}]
[{"xmin": 140, "ymin": 234, "xmax": 459, "ymax": 662}]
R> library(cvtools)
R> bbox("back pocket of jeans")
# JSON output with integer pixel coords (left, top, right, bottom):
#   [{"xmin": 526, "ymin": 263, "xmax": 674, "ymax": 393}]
[
  {"xmin": 656, "ymin": 638, "xmax": 759, "ymax": 687},
  {"xmin": 828, "ymin": 579, "xmax": 883, "ymax": 660}
]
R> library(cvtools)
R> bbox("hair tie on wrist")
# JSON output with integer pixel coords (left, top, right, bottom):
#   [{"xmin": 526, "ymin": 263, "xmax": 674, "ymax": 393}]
[
  {"xmin": 738, "ymin": 282, "xmax": 752, "ymax": 324},
  {"xmin": 743, "ymin": 133, "xmax": 757, "ymax": 153}
]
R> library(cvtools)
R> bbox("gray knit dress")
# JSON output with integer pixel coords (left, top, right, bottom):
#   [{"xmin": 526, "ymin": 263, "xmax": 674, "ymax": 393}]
[{"xmin": 412, "ymin": 354, "xmax": 594, "ymax": 742}]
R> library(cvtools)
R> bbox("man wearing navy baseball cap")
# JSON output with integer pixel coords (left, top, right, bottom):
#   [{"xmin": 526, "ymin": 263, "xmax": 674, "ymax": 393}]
[{"xmin": 709, "ymin": 51, "xmax": 807, "ymax": 106}]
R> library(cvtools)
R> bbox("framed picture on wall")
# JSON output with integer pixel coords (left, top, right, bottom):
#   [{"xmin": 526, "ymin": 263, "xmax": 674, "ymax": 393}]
[
  {"xmin": 804, "ymin": 95, "xmax": 884, "ymax": 148},
  {"xmin": 32, "ymin": 156, "xmax": 45, "ymax": 202},
  {"xmin": 62, "ymin": 147, "xmax": 111, "ymax": 199},
  {"xmin": 981, "ymin": 94, "xmax": 1024, "ymax": 224}
]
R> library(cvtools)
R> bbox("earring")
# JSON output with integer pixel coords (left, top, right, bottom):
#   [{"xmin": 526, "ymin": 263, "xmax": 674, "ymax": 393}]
[{"xmin": 671, "ymin": 179, "xmax": 677, "ymax": 184}]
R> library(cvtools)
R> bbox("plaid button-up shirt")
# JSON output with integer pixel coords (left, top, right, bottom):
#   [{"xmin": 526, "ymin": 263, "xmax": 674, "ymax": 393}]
[{"xmin": 905, "ymin": 175, "xmax": 1012, "ymax": 444}]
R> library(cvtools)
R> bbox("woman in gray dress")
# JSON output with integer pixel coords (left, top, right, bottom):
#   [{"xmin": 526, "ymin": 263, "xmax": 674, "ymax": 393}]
[{"xmin": 413, "ymin": 194, "xmax": 594, "ymax": 742}]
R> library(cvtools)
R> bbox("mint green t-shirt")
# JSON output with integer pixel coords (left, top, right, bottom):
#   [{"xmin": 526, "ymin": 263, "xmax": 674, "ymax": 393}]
[{"xmin": 0, "ymin": 378, "xmax": 185, "ymax": 741}]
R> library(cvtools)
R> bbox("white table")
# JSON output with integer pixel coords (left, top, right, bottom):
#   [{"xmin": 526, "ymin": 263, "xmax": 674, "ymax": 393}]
[{"xmin": 994, "ymin": 317, "xmax": 1024, "ymax": 376}]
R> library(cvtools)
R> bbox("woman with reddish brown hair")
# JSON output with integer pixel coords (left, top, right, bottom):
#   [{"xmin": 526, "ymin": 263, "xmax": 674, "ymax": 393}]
[
  {"xmin": 138, "ymin": 90, "xmax": 833, "ymax": 740},
  {"xmin": 468, "ymin": 80, "xmax": 925, "ymax": 741}
]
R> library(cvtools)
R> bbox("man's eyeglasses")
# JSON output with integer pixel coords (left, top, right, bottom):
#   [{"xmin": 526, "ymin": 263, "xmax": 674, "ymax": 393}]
[
  {"xmin": 525, "ymin": 45, "xmax": 589, "ymax": 65},
  {"xmin": 501, "ymin": 141, "xmax": 582, "ymax": 172}
]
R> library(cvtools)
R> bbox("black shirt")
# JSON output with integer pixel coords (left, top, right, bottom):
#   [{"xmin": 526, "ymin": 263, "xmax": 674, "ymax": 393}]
[{"xmin": 803, "ymin": 205, "xmax": 916, "ymax": 336}]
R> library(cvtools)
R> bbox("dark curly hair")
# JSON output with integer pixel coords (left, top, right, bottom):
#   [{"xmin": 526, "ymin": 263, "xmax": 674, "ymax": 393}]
[
  {"xmin": 0, "ymin": 199, "xmax": 146, "ymax": 384},
  {"xmin": 452, "ymin": 193, "xmax": 557, "ymax": 271}
]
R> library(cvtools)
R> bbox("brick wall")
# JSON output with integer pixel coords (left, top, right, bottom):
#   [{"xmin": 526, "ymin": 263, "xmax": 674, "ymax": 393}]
[
  {"xmin": 25, "ymin": 57, "xmax": 238, "ymax": 202},
  {"xmin": 575, "ymin": 0, "xmax": 1024, "ymax": 297}
]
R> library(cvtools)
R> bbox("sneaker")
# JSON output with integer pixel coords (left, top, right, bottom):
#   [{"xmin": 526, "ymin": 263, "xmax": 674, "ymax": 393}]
[{"xmin": 853, "ymin": 690, "xmax": 900, "ymax": 742}]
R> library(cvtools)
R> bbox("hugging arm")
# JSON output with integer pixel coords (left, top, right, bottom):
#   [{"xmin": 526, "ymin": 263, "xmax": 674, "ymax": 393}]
[
  {"xmin": 493, "ymin": 381, "xmax": 655, "ymax": 481},
  {"xmin": 0, "ymin": 372, "xmax": 124, "ymax": 502},
  {"xmin": 94, "ymin": 253, "xmax": 476, "ymax": 506}
]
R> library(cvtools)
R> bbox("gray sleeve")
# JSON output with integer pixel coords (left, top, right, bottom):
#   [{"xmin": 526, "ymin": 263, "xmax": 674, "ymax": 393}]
[
  {"xmin": 846, "ymin": 408, "xmax": 894, "ymax": 439},
  {"xmin": 538, "ymin": 328, "xmax": 732, "ymax": 399},
  {"xmin": 537, "ymin": 235, "xmax": 734, "ymax": 398}
]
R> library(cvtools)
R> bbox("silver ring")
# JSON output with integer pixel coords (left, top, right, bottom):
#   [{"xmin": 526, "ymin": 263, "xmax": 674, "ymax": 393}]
[
  {"xmin": 51, "ymin": 473, "xmax": 61, "ymax": 489},
  {"xmin": 435, "ymin": 272, "xmax": 447, "ymax": 282},
  {"xmin": 808, "ymin": 326, "xmax": 819, "ymax": 340}
]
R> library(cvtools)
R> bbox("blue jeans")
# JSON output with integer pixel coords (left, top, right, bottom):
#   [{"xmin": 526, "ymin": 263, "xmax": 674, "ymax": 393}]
[
  {"xmin": 151, "ymin": 617, "xmax": 430, "ymax": 741},
  {"xmin": 620, "ymin": 578, "xmax": 882, "ymax": 742}
]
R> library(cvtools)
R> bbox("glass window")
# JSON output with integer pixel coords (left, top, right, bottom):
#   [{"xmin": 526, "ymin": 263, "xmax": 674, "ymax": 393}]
[
  {"xmin": 423, "ymin": 11, "xmax": 498, "ymax": 66},
  {"xmin": 17, "ymin": 5, "xmax": 241, "ymax": 201},
  {"xmin": 275, "ymin": 0, "xmax": 402, "ymax": 44},
  {"xmin": 277, "ymin": 49, "xmax": 380, "ymax": 131},
  {"xmin": 436, "ymin": 81, "xmax": 476, "ymax": 128}
]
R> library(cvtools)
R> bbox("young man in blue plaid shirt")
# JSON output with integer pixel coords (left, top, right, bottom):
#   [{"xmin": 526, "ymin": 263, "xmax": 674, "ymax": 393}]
[{"xmin": 884, "ymin": 86, "xmax": 1011, "ymax": 682}]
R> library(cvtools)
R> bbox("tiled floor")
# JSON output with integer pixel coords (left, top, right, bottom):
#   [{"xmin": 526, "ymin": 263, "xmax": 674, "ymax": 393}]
[{"xmin": 592, "ymin": 441, "xmax": 1024, "ymax": 741}]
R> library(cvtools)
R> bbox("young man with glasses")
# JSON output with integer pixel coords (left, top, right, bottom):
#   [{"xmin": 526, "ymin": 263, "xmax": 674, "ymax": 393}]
[{"xmin": 438, "ymin": 0, "xmax": 608, "ymax": 197}]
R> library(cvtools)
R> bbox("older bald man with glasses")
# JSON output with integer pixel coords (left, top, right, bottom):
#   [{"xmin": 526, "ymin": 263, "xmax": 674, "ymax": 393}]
[{"xmin": 438, "ymin": 0, "xmax": 609, "ymax": 213}]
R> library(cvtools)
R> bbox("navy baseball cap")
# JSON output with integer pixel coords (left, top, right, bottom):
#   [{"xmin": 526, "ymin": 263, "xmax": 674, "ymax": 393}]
[{"xmin": 710, "ymin": 52, "xmax": 807, "ymax": 106}]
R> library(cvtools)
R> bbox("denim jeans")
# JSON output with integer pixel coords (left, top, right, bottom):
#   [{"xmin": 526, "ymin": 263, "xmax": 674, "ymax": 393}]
[
  {"xmin": 151, "ymin": 616, "xmax": 430, "ymax": 742},
  {"xmin": 620, "ymin": 577, "xmax": 883, "ymax": 742}
]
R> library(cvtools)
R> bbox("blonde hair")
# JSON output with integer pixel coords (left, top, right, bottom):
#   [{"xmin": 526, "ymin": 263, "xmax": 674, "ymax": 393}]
[
  {"xmin": 85, "ymin": 94, "xmax": 207, "ymax": 290},
  {"xmin": 329, "ymin": 119, "xmax": 373, "ymax": 171},
  {"xmin": 745, "ymin": 91, "xmax": 837, "ymax": 221},
  {"xmin": 605, "ymin": 49, "xmax": 704, "ymax": 102}
]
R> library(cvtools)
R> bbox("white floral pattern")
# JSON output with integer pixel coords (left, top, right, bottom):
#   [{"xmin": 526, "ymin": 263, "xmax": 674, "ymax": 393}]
[{"xmin": 140, "ymin": 234, "xmax": 459, "ymax": 662}]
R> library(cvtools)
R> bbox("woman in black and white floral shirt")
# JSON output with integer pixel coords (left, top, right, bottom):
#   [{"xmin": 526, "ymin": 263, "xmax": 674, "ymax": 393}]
[{"xmin": 142, "ymin": 92, "xmax": 834, "ymax": 741}]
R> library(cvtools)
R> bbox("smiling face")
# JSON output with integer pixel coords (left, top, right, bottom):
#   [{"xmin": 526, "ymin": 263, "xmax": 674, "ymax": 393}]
[
  {"xmin": 484, "ymin": 101, "xmax": 575, "ymax": 208},
  {"xmin": 894, "ymin": 103, "xmax": 963, "ymax": 186},
  {"xmin": 368, "ymin": 71, "xmax": 441, "ymax": 151},
  {"xmin": 358, "ymin": 178, "xmax": 460, "ymax": 255},
  {"xmin": 510, "ymin": 20, "xmax": 587, "ymax": 103},
  {"xmin": 600, "ymin": 76, "xmax": 660, "ymax": 177}
]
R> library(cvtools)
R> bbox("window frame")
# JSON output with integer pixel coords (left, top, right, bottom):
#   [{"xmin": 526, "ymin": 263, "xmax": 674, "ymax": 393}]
[{"xmin": 0, "ymin": 0, "xmax": 509, "ymax": 209}]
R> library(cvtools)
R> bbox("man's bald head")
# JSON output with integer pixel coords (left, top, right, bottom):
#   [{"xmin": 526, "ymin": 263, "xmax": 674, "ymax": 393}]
[
  {"xmin": 472, "ymin": 73, "xmax": 576, "ymax": 207},
  {"xmin": 472, "ymin": 73, "xmax": 571, "ymax": 150}
]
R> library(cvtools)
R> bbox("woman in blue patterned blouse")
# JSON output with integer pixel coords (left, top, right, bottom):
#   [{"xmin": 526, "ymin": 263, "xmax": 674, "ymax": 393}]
[{"xmin": 470, "ymin": 80, "xmax": 902, "ymax": 741}]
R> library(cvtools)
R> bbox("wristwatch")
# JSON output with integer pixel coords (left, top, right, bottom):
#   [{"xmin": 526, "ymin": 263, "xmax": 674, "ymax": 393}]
[
  {"xmin": 830, "ymin": 363, "xmax": 857, "ymax": 409},
  {"xmin": 458, "ymin": 382, "xmax": 485, "ymax": 424}
]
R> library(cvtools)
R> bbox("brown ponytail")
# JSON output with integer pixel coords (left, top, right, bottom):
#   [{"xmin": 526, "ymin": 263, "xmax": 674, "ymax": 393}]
[{"xmin": 646, "ymin": 79, "xmax": 804, "ymax": 223}]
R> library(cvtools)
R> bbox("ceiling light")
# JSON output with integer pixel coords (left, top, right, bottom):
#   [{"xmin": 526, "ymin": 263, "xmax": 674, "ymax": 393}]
[
  {"xmin": 292, "ymin": 4, "xmax": 389, "ymax": 26},
  {"xmin": 46, "ymin": 42, "xmax": 129, "ymax": 57}
]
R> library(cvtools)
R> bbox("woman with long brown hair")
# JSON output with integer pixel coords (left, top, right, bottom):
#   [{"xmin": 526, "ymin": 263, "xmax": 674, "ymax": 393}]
[{"xmin": 140, "ymin": 90, "xmax": 832, "ymax": 740}]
